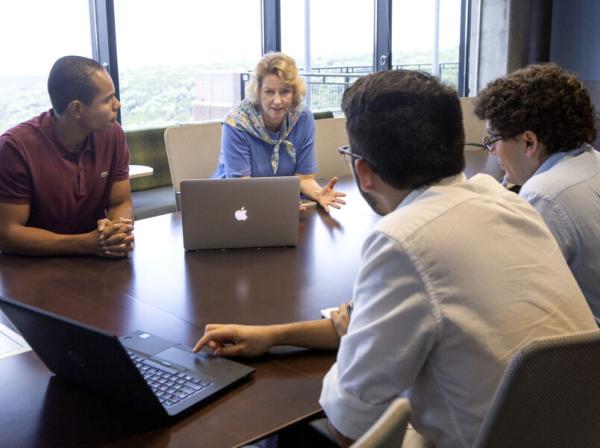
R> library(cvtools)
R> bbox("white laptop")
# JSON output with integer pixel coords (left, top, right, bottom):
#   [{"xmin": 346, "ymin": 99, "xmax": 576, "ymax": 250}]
[{"xmin": 180, "ymin": 177, "xmax": 300, "ymax": 250}]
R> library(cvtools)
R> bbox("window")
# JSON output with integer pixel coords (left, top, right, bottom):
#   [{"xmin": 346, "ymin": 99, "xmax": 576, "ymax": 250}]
[
  {"xmin": 114, "ymin": 0, "xmax": 262, "ymax": 131},
  {"xmin": 280, "ymin": 0, "xmax": 375, "ymax": 113},
  {"xmin": 392, "ymin": 0, "xmax": 462, "ymax": 88},
  {"xmin": 0, "ymin": 1, "xmax": 92, "ymax": 132}
]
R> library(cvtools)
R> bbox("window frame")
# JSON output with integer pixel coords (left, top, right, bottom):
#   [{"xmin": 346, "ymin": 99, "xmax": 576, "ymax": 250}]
[{"xmin": 86, "ymin": 0, "xmax": 469, "ymax": 126}]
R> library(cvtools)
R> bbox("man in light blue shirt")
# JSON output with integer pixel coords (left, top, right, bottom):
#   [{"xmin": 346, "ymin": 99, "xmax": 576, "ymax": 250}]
[
  {"xmin": 475, "ymin": 63, "xmax": 600, "ymax": 321},
  {"xmin": 193, "ymin": 69, "xmax": 596, "ymax": 447}
]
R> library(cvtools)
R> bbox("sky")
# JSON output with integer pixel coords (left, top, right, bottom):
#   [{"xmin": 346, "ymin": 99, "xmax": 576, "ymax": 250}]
[{"xmin": 0, "ymin": 0, "xmax": 461, "ymax": 76}]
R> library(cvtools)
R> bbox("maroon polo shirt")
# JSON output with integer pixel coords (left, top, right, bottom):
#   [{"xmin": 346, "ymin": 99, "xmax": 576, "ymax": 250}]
[{"xmin": 0, "ymin": 110, "xmax": 130, "ymax": 234}]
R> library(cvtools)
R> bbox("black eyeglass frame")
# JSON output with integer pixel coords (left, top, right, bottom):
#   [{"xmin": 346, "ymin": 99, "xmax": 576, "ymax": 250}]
[
  {"xmin": 338, "ymin": 145, "xmax": 381, "ymax": 174},
  {"xmin": 481, "ymin": 134, "xmax": 505, "ymax": 152},
  {"xmin": 465, "ymin": 133, "xmax": 514, "ymax": 153},
  {"xmin": 337, "ymin": 145, "xmax": 363, "ymax": 162}
]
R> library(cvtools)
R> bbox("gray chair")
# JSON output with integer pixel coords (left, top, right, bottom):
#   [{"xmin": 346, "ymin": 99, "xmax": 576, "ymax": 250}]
[
  {"xmin": 352, "ymin": 398, "xmax": 411, "ymax": 448},
  {"xmin": 314, "ymin": 110, "xmax": 335, "ymax": 120},
  {"xmin": 474, "ymin": 329, "xmax": 600, "ymax": 448},
  {"xmin": 164, "ymin": 121, "xmax": 223, "ymax": 210},
  {"xmin": 308, "ymin": 398, "xmax": 411, "ymax": 448},
  {"xmin": 460, "ymin": 96, "xmax": 487, "ymax": 149},
  {"xmin": 314, "ymin": 117, "xmax": 352, "ymax": 180}
]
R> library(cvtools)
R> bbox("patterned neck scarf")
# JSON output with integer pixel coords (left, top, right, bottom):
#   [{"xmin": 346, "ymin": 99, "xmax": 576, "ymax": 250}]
[{"xmin": 224, "ymin": 98, "xmax": 305, "ymax": 174}]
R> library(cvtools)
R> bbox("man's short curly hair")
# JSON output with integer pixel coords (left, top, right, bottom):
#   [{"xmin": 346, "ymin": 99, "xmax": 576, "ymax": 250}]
[
  {"xmin": 245, "ymin": 52, "xmax": 306, "ymax": 110},
  {"xmin": 474, "ymin": 63, "xmax": 597, "ymax": 154}
]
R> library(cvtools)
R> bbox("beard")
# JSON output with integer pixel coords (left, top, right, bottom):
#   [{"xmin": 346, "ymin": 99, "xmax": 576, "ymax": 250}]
[{"xmin": 351, "ymin": 164, "xmax": 386, "ymax": 216}]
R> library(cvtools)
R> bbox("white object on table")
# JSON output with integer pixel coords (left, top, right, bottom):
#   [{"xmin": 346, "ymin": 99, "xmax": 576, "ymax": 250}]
[{"xmin": 129, "ymin": 164, "xmax": 154, "ymax": 179}]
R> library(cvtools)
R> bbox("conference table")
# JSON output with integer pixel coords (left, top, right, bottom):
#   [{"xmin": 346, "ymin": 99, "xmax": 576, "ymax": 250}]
[{"xmin": 0, "ymin": 150, "xmax": 501, "ymax": 448}]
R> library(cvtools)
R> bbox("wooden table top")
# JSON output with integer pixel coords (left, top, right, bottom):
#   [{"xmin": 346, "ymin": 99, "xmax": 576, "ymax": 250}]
[{"xmin": 0, "ymin": 150, "xmax": 502, "ymax": 448}]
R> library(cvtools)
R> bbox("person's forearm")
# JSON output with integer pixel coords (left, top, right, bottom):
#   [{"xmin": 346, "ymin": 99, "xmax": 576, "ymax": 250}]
[
  {"xmin": 267, "ymin": 319, "xmax": 340, "ymax": 350},
  {"xmin": 299, "ymin": 177, "xmax": 322, "ymax": 202},
  {"xmin": 0, "ymin": 225, "xmax": 92, "ymax": 256},
  {"xmin": 107, "ymin": 200, "xmax": 134, "ymax": 222}
]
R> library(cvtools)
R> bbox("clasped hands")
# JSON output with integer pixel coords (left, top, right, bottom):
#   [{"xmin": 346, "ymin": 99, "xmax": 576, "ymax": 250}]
[{"xmin": 93, "ymin": 217, "xmax": 134, "ymax": 258}]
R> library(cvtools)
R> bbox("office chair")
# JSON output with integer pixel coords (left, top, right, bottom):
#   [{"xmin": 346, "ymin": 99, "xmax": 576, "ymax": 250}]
[
  {"xmin": 474, "ymin": 329, "xmax": 600, "ymax": 448},
  {"xmin": 307, "ymin": 398, "xmax": 410, "ymax": 448},
  {"xmin": 313, "ymin": 110, "xmax": 335, "ymax": 120},
  {"xmin": 460, "ymin": 97, "xmax": 487, "ymax": 149},
  {"xmin": 351, "ymin": 398, "xmax": 411, "ymax": 448},
  {"xmin": 314, "ymin": 117, "xmax": 352, "ymax": 180},
  {"xmin": 164, "ymin": 121, "xmax": 222, "ymax": 210}
]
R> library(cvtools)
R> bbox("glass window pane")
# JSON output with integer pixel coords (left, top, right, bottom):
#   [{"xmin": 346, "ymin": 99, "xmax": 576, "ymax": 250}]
[
  {"xmin": 281, "ymin": 0, "xmax": 374, "ymax": 114},
  {"xmin": 0, "ymin": 1, "xmax": 91, "ymax": 132},
  {"xmin": 392, "ymin": 0, "xmax": 461, "ymax": 88},
  {"xmin": 114, "ymin": 0, "xmax": 262, "ymax": 131}
]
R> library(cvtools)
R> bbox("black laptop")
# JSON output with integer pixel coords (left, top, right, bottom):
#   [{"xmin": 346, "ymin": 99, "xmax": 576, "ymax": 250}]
[{"xmin": 0, "ymin": 296, "xmax": 254, "ymax": 419}]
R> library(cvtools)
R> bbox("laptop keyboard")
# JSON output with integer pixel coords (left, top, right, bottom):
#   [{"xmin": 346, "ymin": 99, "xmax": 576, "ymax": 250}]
[{"xmin": 128, "ymin": 351, "xmax": 212, "ymax": 407}]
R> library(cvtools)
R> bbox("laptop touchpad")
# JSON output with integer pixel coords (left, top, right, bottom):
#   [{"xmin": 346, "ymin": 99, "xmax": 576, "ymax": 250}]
[{"xmin": 155, "ymin": 347, "xmax": 223, "ymax": 379}]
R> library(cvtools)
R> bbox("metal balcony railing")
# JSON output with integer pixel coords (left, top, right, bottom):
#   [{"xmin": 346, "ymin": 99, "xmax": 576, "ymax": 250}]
[{"xmin": 241, "ymin": 62, "xmax": 459, "ymax": 114}]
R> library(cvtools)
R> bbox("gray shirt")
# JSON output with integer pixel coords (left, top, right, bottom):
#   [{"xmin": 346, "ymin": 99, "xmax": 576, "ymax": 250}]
[{"xmin": 520, "ymin": 145, "xmax": 600, "ymax": 320}]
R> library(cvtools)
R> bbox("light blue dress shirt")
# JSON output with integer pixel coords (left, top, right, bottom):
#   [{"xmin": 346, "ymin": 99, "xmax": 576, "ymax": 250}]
[
  {"xmin": 319, "ymin": 174, "xmax": 596, "ymax": 447},
  {"xmin": 520, "ymin": 145, "xmax": 600, "ymax": 321}
]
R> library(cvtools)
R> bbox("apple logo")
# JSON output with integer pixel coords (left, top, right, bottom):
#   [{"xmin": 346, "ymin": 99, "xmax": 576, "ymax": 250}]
[{"xmin": 234, "ymin": 206, "xmax": 248, "ymax": 221}]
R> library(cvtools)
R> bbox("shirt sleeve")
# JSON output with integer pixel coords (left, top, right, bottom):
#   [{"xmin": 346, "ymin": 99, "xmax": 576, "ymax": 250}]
[
  {"xmin": 319, "ymin": 231, "xmax": 438, "ymax": 440},
  {"xmin": 521, "ymin": 190, "xmax": 576, "ymax": 262},
  {"xmin": 221, "ymin": 124, "xmax": 252, "ymax": 177},
  {"xmin": 113, "ymin": 123, "xmax": 130, "ymax": 181},
  {"xmin": 293, "ymin": 111, "xmax": 317, "ymax": 175},
  {"xmin": 0, "ymin": 135, "xmax": 32, "ymax": 204}
]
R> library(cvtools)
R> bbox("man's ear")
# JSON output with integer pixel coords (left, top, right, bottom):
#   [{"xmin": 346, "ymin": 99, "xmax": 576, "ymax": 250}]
[
  {"xmin": 354, "ymin": 158, "xmax": 377, "ymax": 193},
  {"xmin": 522, "ymin": 130, "xmax": 543, "ymax": 160},
  {"xmin": 66, "ymin": 100, "xmax": 84, "ymax": 119}
]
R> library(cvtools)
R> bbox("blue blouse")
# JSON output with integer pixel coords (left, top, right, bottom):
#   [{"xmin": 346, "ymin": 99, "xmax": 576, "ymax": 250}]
[{"xmin": 213, "ymin": 109, "xmax": 317, "ymax": 178}]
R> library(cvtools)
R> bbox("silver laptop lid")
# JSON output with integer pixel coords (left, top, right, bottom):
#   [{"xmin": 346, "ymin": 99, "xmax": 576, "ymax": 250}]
[{"xmin": 181, "ymin": 177, "xmax": 300, "ymax": 250}]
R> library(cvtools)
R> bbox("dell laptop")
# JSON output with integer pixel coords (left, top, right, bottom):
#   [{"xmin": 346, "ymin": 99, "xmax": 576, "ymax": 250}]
[
  {"xmin": 0, "ymin": 296, "xmax": 254, "ymax": 419},
  {"xmin": 180, "ymin": 177, "xmax": 300, "ymax": 250}
]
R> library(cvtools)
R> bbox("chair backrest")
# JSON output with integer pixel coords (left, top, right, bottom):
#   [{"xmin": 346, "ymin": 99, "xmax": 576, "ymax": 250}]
[
  {"xmin": 313, "ymin": 110, "xmax": 334, "ymax": 120},
  {"xmin": 164, "ymin": 121, "xmax": 223, "ymax": 193},
  {"xmin": 474, "ymin": 329, "xmax": 600, "ymax": 448},
  {"xmin": 351, "ymin": 398, "xmax": 411, "ymax": 448},
  {"xmin": 314, "ymin": 117, "xmax": 352, "ymax": 179},
  {"xmin": 460, "ymin": 97, "xmax": 486, "ymax": 149}
]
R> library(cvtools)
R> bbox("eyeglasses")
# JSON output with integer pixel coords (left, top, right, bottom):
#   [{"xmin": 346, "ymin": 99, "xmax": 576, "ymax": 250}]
[
  {"xmin": 464, "ymin": 134, "xmax": 506, "ymax": 153},
  {"xmin": 338, "ymin": 145, "xmax": 380, "ymax": 173},
  {"xmin": 338, "ymin": 145, "xmax": 364, "ymax": 167},
  {"xmin": 482, "ymin": 134, "xmax": 505, "ymax": 152}
]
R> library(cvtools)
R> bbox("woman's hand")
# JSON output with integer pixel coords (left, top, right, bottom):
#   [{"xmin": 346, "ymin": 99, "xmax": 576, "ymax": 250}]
[{"xmin": 317, "ymin": 177, "xmax": 347, "ymax": 213}]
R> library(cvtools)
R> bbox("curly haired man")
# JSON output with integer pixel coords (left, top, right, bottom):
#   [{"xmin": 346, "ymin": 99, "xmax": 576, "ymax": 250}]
[{"xmin": 475, "ymin": 63, "xmax": 600, "ymax": 322}]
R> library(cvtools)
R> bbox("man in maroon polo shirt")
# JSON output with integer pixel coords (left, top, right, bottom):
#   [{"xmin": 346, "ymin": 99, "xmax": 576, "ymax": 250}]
[{"xmin": 0, "ymin": 55, "xmax": 134, "ymax": 257}]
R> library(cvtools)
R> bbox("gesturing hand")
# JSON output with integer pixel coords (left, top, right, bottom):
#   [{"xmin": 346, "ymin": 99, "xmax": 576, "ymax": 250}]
[{"xmin": 317, "ymin": 177, "xmax": 347, "ymax": 213}]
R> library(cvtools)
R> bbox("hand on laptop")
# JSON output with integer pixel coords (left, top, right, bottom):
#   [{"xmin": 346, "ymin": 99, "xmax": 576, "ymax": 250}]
[
  {"xmin": 193, "ymin": 324, "xmax": 276, "ymax": 357},
  {"xmin": 317, "ymin": 177, "xmax": 347, "ymax": 213}
]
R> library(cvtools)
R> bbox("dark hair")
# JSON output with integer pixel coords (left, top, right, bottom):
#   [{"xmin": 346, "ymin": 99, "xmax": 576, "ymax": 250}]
[
  {"xmin": 341, "ymin": 70, "xmax": 465, "ymax": 190},
  {"xmin": 47, "ymin": 56, "xmax": 105, "ymax": 114},
  {"xmin": 474, "ymin": 63, "xmax": 597, "ymax": 155}
]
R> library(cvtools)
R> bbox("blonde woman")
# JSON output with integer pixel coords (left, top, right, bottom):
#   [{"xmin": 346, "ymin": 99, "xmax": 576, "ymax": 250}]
[{"xmin": 213, "ymin": 52, "xmax": 345, "ymax": 213}]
